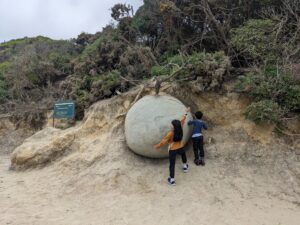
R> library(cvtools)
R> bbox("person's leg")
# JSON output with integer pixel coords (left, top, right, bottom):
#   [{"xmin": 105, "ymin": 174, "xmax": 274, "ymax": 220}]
[
  {"xmin": 192, "ymin": 138, "xmax": 199, "ymax": 160},
  {"xmin": 199, "ymin": 136, "xmax": 205, "ymax": 165},
  {"xmin": 169, "ymin": 150, "xmax": 177, "ymax": 179},
  {"xmin": 199, "ymin": 136, "xmax": 204, "ymax": 158},
  {"xmin": 178, "ymin": 148, "xmax": 188, "ymax": 172},
  {"xmin": 178, "ymin": 148, "xmax": 187, "ymax": 164}
]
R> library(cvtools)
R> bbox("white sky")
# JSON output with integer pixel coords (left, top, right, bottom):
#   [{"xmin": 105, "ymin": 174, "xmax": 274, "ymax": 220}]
[{"xmin": 0, "ymin": 0, "xmax": 143, "ymax": 42}]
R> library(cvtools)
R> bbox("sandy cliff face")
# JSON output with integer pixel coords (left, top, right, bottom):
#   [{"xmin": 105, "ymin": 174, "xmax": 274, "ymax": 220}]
[
  {"xmin": 0, "ymin": 119, "xmax": 34, "ymax": 155},
  {"xmin": 9, "ymin": 83, "xmax": 300, "ymax": 172}
]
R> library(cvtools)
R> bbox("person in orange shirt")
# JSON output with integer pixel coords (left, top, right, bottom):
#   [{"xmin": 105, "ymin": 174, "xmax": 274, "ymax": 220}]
[{"xmin": 154, "ymin": 107, "xmax": 190, "ymax": 186}]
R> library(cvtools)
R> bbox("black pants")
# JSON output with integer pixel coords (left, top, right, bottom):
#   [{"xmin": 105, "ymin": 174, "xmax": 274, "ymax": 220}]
[
  {"xmin": 169, "ymin": 148, "xmax": 187, "ymax": 179},
  {"xmin": 192, "ymin": 136, "xmax": 204, "ymax": 160}
]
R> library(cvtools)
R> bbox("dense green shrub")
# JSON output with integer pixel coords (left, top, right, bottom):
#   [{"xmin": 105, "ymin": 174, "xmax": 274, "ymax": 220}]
[
  {"xmin": 80, "ymin": 36, "xmax": 106, "ymax": 60},
  {"xmin": 283, "ymin": 85, "xmax": 300, "ymax": 111},
  {"xmin": 76, "ymin": 31, "xmax": 127, "ymax": 76},
  {"xmin": 237, "ymin": 67, "xmax": 300, "ymax": 111},
  {"xmin": 150, "ymin": 65, "xmax": 170, "ymax": 77},
  {"xmin": 74, "ymin": 70, "xmax": 121, "ymax": 101},
  {"xmin": 0, "ymin": 79, "xmax": 8, "ymax": 101},
  {"xmin": 0, "ymin": 37, "xmax": 79, "ymax": 105},
  {"xmin": 150, "ymin": 51, "xmax": 230, "ymax": 90},
  {"xmin": 48, "ymin": 52, "xmax": 73, "ymax": 74},
  {"xmin": 71, "ymin": 70, "xmax": 122, "ymax": 119},
  {"xmin": 0, "ymin": 62, "xmax": 9, "ymax": 75},
  {"xmin": 236, "ymin": 66, "xmax": 300, "ymax": 124},
  {"xmin": 4, "ymin": 38, "xmax": 77, "ymax": 85},
  {"xmin": 0, "ymin": 62, "xmax": 9, "ymax": 101},
  {"xmin": 245, "ymin": 100, "xmax": 283, "ymax": 124},
  {"xmin": 230, "ymin": 19, "xmax": 278, "ymax": 63},
  {"xmin": 151, "ymin": 51, "xmax": 229, "ymax": 77},
  {"xmin": 90, "ymin": 70, "xmax": 121, "ymax": 91},
  {"xmin": 0, "ymin": 36, "xmax": 50, "ymax": 48},
  {"xmin": 76, "ymin": 27, "xmax": 156, "ymax": 80}
]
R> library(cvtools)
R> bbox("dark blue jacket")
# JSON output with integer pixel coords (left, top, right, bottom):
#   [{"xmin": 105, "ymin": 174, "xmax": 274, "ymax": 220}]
[{"xmin": 188, "ymin": 119, "xmax": 208, "ymax": 137}]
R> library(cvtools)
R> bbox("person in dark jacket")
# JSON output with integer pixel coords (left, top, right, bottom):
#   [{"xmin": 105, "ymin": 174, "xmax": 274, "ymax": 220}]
[{"xmin": 188, "ymin": 111, "xmax": 208, "ymax": 166}]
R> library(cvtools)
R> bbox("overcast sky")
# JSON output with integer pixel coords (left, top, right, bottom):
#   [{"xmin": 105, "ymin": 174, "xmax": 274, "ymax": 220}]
[{"xmin": 0, "ymin": 0, "xmax": 143, "ymax": 43}]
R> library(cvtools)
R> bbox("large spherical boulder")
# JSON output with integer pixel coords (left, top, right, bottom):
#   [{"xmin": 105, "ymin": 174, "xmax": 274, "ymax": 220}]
[{"xmin": 125, "ymin": 95, "xmax": 192, "ymax": 158}]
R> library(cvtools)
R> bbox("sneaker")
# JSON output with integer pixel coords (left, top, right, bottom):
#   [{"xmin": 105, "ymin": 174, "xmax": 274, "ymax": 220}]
[
  {"xmin": 182, "ymin": 164, "xmax": 189, "ymax": 173},
  {"xmin": 167, "ymin": 177, "xmax": 176, "ymax": 186}
]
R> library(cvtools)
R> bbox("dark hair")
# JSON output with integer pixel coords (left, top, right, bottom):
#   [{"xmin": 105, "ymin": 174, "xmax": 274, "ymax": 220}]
[
  {"xmin": 195, "ymin": 111, "xmax": 203, "ymax": 119},
  {"xmin": 172, "ymin": 120, "xmax": 183, "ymax": 142}
]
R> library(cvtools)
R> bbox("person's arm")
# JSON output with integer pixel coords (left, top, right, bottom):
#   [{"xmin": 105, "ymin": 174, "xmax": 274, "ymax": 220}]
[
  {"xmin": 188, "ymin": 120, "xmax": 195, "ymax": 126},
  {"xmin": 154, "ymin": 131, "xmax": 172, "ymax": 149},
  {"xmin": 180, "ymin": 107, "xmax": 190, "ymax": 126},
  {"xmin": 180, "ymin": 115, "xmax": 187, "ymax": 127}
]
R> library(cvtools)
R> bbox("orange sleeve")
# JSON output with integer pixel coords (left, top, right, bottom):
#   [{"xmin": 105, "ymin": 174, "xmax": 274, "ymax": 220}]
[
  {"xmin": 155, "ymin": 131, "xmax": 173, "ymax": 148},
  {"xmin": 180, "ymin": 114, "xmax": 187, "ymax": 127}
]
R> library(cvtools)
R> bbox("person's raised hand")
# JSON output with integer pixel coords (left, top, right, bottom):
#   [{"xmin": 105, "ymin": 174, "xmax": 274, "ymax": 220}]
[{"xmin": 154, "ymin": 144, "xmax": 160, "ymax": 150}]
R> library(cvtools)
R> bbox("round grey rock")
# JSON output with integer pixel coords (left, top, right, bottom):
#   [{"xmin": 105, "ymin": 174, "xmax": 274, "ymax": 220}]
[{"xmin": 125, "ymin": 95, "xmax": 192, "ymax": 158}]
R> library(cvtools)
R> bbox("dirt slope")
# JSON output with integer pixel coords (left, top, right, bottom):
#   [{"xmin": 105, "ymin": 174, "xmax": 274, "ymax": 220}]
[{"xmin": 1, "ymin": 84, "xmax": 299, "ymax": 225}]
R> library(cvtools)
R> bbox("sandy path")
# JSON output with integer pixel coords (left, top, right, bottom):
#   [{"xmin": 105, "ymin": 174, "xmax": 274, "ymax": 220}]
[{"xmin": 1, "ymin": 150, "xmax": 299, "ymax": 225}]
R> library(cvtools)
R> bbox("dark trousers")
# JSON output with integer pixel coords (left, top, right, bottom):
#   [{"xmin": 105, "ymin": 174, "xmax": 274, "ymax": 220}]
[
  {"xmin": 192, "ymin": 136, "xmax": 204, "ymax": 160},
  {"xmin": 169, "ymin": 148, "xmax": 187, "ymax": 179}
]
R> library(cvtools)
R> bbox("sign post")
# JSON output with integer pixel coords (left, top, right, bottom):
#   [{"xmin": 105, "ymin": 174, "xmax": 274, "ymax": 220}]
[{"xmin": 53, "ymin": 101, "xmax": 75, "ymax": 127}]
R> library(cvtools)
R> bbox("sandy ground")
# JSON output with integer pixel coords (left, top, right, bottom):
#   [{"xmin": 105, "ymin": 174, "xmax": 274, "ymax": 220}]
[
  {"xmin": 1, "ymin": 88, "xmax": 299, "ymax": 225},
  {"xmin": 1, "ymin": 146, "xmax": 300, "ymax": 225}
]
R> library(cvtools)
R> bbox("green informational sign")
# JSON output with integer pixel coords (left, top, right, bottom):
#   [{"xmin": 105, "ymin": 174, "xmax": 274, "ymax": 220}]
[{"xmin": 53, "ymin": 101, "xmax": 75, "ymax": 119}]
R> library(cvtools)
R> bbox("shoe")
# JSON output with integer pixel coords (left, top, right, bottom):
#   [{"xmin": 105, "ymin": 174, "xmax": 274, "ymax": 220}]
[
  {"xmin": 199, "ymin": 159, "xmax": 205, "ymax": 166},
  {"xmin": 194, "ymin": 159, "xmax": 200, "ymax": 166},
  {"xmin": 182, "ymin": 164, "xmax": 189, "ymax": 173},
  {"xmin": 167, "ymin": 177, "xmax": 176, "ymax": 186}
]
